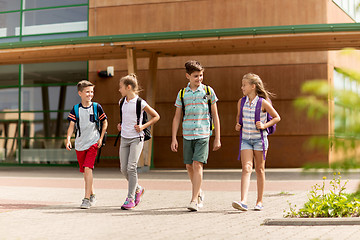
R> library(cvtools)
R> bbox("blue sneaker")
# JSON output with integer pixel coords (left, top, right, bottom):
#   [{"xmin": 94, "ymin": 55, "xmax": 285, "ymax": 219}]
[
  {"xmin": 232, "ymin": 201, "xmax": 248, "ymax": 211},
  {"xmin": 254, "ymin": 204, "xmax": 263, "ymax": 211}
]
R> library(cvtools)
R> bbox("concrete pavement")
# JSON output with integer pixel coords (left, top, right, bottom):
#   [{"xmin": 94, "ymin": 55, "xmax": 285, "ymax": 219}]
[{"xmin": 0, "ymin": 167, "xmax": 359, "ymax": 240}]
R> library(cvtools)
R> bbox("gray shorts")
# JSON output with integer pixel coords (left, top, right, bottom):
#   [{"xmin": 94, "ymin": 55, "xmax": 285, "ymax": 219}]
[{"xmin": 183, "ymin": 137, "xmax": 209, "ymax": 164}]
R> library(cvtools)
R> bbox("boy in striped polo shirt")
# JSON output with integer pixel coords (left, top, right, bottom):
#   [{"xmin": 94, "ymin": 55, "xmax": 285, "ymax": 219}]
[{"xmin": 171, "ymin": 60, "xmax": 221, "ymax": 211}]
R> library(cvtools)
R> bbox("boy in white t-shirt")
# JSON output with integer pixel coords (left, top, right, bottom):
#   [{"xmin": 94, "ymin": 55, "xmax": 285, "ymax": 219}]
[{"xmin": 66, "ymin": 80, "xmax": 108, "ymax": 209}]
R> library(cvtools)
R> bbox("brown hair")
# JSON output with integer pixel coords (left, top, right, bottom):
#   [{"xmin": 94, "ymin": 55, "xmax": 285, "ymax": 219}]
[
  {"xmin": 242, "ymin": 73, "xmax": 275, "ymax": 100},
  {"xmin": 120, "ymin": 73, "xmax": 140, "ymax": 94},
  {"xmin": 77, "ymin": 80, "xmax": 94, "ymax": 92},
  {"xmin": 185, "ymin": 60, "xmax": 204, "ymax": 75}
]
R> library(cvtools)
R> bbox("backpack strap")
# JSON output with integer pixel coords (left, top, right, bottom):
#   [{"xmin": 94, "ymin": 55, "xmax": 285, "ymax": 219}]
[
  {"xmin": 114, "ymin": 98, "xmax": 125, "ymax": 146},
  {"xmin": 180, "ymin": 88, "xmax": 186, "ymax": 116},
  {"xmin": 74, "ymin": 104, "xmax": 81, "ymax": 137},
  {"xmin": 237, "ymin": 97, "xmax": 246, "ymax": 160},
  {"xmin": 205, "ymin": 85, "xmax": 214, "ymax": 131},
  {"xmin": 136, "ymin": 97, "xmax": 142, "ymax": 125},
  {"xmin": 255, "ymin": 97, "xmax": 266, "ymax": 161},
  {"xmin": 92, "ymin": 102, "xmax": 101, "ymax": 133}
]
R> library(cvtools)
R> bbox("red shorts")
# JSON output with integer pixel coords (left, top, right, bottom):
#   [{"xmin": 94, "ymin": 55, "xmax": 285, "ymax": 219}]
[{"xmin": 75, "ymin": 143, "xmax": 99, "ymax": 173}]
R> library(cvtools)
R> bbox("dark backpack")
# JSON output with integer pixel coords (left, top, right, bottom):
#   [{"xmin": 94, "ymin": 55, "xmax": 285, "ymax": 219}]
[
  {"xmin": 179, "ymin": 85, "xmax": 214, "ymax": 130},
  {"xmin": 114, "ymin": 97, "xmax": 151, "ymax": 146},
  {"xmin": 74, "ymin": 102, "xmax": 107, "ymax": 163},
  {"xmin": 238, "ymin": 96, "xmax": 276, "ymax": 160}
]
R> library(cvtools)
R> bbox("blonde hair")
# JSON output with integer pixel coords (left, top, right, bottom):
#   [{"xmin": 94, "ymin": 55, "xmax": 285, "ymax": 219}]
[
  {"xmin": 120, "ymin": 73, "xmax": 141, "ymax": 94},
  {"xmin": 243, "ymin": 73, "xmax": 274, "ymax": 100}
]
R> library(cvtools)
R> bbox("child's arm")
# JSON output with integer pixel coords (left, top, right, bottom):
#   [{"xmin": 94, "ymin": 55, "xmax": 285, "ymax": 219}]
[
  {"xmin": 66, "ymin": 121, "xmax": 75, "ymax": 151},
  {"xmin": 134, "ymin": 105, "xmax": 160, "ymax": 132},
  {"xmin": 255, "ymin": 99, "xmax": 281, "ymax": 130},
  {"xmin": 170, "ymin": 107, "xmax": 182, "ymax": 152},
  {"xmin": 235, "ymin": 98, "xmax": 242, "ymax": 131},
  {"xmin": 97, "ymin": 119, "xmax": 108, "ymax": 147},
  {"xmin": 211, "ymin": 103, "xmax": 221, "ymax": 151}
]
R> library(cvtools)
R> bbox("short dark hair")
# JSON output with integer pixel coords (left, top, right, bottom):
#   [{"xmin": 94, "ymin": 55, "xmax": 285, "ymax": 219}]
[
  {"xmin": 185, "ymin": 60, "xmax": 204, "ymax": 75},
  {"xmin": 77, "ymin": 80, "xmax": 94, "ymax": 92}
]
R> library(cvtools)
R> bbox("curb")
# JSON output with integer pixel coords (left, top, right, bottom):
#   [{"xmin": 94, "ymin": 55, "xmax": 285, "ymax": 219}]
[{"xmin": 264, "ymin": 218, "xmax": 360, "ymax": 226}]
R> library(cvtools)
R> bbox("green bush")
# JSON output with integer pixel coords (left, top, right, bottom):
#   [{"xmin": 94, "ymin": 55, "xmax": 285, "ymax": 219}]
[{"xmin": 284, "ymin": 173, "xmax": 360, "ymax": 218}]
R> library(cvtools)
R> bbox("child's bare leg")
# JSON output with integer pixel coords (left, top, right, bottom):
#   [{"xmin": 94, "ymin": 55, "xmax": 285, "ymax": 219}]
[
  {"xmin": 254, "ymin": 151, "xmax": 266, "ymax": 205},
  {"xmin": 240, "ymin": 150, "xmax": 254, "ymax": 204},
  {"xmin": 84, "ymin": 167, "xmax": 93, "ymax": 199},
  {"xmin": 186, "ymin": 162, "xmax": 203, "ymax": 202},
  {"xmin": 191, "ymin": 161, "xmax": 203, "ymax": 202},
  {"xmin": 186, "ymin": 164, "xmax": 194, "ymax": 184}
]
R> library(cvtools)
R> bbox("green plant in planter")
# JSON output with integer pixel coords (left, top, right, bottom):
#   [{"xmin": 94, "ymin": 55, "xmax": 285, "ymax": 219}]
[{"xmin": 284, "ymin": 172, "xmax": 360, "ymax": 218}]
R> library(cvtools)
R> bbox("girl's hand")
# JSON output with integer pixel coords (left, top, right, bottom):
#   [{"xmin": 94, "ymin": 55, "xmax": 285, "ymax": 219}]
[
  {"xmin": 256, "ymin": 121, "xmax": 265, "ymax": 130},
  {"xmin": 117, "ymin": 123, "xmax": 121, "ymax": 132},
  {"xmin": 134, "ymin": 124, "xmax": 144, "ymax": 133},
  {"xmin": 235, "ymin": 123, "xmax": 241, "ymax": 131}
]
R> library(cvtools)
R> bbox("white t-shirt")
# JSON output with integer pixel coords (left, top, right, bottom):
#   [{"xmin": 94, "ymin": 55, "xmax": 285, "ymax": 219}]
[
  {"xmin": 120, "ymin": 96, "xmax": 148, "ymax": 139},
  {"xmin": 68, "ymin": 103, "xmax": 107, "ymax": 151}
]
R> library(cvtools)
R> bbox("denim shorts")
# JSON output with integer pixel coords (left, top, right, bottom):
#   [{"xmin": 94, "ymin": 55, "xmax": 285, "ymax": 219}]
[{"xmin": 241, "ymin": 138, "xmax": 268, "ymax": 151}]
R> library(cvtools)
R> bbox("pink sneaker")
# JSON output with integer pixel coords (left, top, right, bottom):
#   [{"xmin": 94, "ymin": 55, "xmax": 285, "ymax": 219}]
[
  {"xmin": 121, "ymin": 198, "xmax": 135, "ymax": 210},
  {"xmin": 135, "ymin": 186, "xmax": 145, "ymax": 206}
]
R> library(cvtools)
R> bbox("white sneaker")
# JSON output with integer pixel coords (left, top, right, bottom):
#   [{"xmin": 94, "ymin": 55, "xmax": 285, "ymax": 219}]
[
  {"xmin": 198, "ymin": 190, "xmax": 205, "ymax": 208},
  {"xmin": 187, "ymin": 201, "xmax": 198, "ymax": 211},
  {"xmin": 80, "ymin": 198, "xmax": 91, "ymax": 209},
  {"xmin": 89, "ymin": 194, "xmax": 96, "ymax": 206}
]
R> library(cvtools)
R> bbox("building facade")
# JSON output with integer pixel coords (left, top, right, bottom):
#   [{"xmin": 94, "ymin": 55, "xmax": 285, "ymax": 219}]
[{"xmin": 0, "ymin": 0, "xmax": 359, "ymax": 168}]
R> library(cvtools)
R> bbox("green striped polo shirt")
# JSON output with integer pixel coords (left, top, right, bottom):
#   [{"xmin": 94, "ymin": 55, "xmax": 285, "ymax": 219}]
[{"xmin": 175, "ymin": 83, "xmax": 218, "ymax": 140}]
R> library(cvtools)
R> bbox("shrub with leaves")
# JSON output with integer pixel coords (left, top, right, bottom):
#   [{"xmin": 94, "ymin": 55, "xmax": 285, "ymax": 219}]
[
  {"xmin": 284, "ymin": 173, "xmax": 360, "ymax": 218},
  {"xmin": 294, "ymin": 49, "xmax": 360, "ymax": 169}
]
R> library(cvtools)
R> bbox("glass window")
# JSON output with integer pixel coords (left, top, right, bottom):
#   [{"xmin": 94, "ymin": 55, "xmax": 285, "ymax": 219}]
[
  {"xmin": 22, "ymin": 32, "xmax": 87, "ymax": 41},
  {"xmin": 21, "ymin": 112, "xmax": 70, "ymax": 137},
  {"xmin": 23, "ymin": 6, "xmax": 87, "ymax": 35},
  {"xmin": 0, "ymin": 89, "xmax": 19, "ymax": 111},
  {"xmin": 349, "ymin": 0, "xmax": 355, "ymax": 17},
  {"xmin": 25, "ymin": 0, "xmax": 88, "ymax": 9},
  {"xmin": 22, "ymin": 61, "xmax": 87, "ymax": 111},
  {"xmin": 23, "ymin": 61, "xmax": 87, "ymax": 85},
  {"xmin": 0, "ymin": 0, "xmax": 21, "ymax": 12},
  {"xmin": 21, "ymin": 146, "xmax": 77, "ymax": 164},
  {"xmin": 0, "ymin": 65, "xmax": 19, "ymax": 86},
  {"xmin": 0, "ymin": 12, "xmax": 20, "ymax": 37},
  {"xmin": 0, "ymin": 37, "xmax": 19, "ymax": 43},
  {"xmin": 21, "ymin": 86, "xmax": 79, "ymax": 112}
]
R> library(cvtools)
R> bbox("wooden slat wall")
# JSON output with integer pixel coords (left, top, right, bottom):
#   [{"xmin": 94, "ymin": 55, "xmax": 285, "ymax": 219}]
[{"xmin": 89, "ymin": 0, "xmax": 349, "ymax": 168}]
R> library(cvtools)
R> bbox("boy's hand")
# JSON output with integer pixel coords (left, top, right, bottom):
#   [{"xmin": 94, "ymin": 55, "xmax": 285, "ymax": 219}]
[
  {"xmin": 235, "ymin": 123, "xmax": 241, "ymax": 131},
  {"xmin": 134, "ymin": 124, "xmax": 143, "ymax": 133},
  {"xmin": 66, "ymin": 141, "xmax": 72, "ymax": 151},
  {"xmin": 213, "ymin": 139, "xmax": 221, "ymax": 151},
  {"xmin": 171, "ymin": 139, "xmax": 178, "ymax": 152},
  {"xmin": 117, "ymin": 123, "xmax": 121, "ymax": 132},
  {"xmin": 256, "ymin": 121, "xmax": 265, "ymax": 130},
  {"xmin": 97, "ymin": 138, "xmax": 103, "ymax": 148}
]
